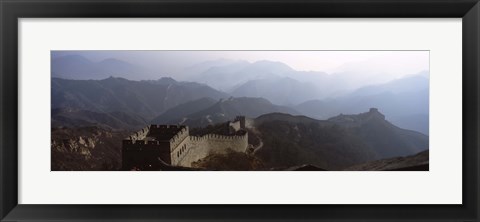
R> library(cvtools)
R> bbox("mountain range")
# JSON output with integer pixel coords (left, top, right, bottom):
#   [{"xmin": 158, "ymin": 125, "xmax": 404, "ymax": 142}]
[
  {"xmin": 52, "ymin": 55, "xmax": 429, "ymax": 133},
  {"xmin": 52, "ymin": 55, "xmax": 154, "ymax": 80},
  {"xmin": 252, "ymin": 109, "xmax": 428, "ymax": 170},
  {"xmin": 52, "ymin": 54, "xmax": 429, "ymax": 103},
  {"xmin": 52, "ymin": 71, "xmax": 429, "ymax": 134},
  {"xmin": 295, "ymin": 74, "xmax": 429, "ymax": 134},
  {"xmin": 52, "ymin": 76, "xmax": 228, "ymax": 120},
  {"xmin": 151, "ymin": 97, "xmax": 299, "ymax": 128}
]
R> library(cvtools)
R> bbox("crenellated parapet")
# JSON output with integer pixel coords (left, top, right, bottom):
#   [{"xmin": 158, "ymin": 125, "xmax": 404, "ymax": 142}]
[
  {"xmin": 124, "ymin": 125, "xmax": 150, "ymax": 142},
  {"xmin": 122, "ymin": 119, "xmax": 249, "ymax": 170},
  {"xmin": 150, "ymin": 124, "xmax": 182, "ymax": 129},
  {"xmin": 189, "ymin": 130, "xmax": 247, "ymax": 142},
  {"xmin": 169, "ymin": 126, "xmax": 189, "ymax": 150}
]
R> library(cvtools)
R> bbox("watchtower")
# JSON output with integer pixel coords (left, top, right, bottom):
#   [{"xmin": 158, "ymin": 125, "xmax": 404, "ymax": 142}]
[{"xmin": 122, "ymin": 125, "xmax": 189, "ymax": 170}]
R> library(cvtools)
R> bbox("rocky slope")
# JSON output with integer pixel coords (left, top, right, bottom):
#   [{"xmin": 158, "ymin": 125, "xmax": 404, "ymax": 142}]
[{"xmin": 51, "ymin": 126, "xmax": 130, "ymax": 170}]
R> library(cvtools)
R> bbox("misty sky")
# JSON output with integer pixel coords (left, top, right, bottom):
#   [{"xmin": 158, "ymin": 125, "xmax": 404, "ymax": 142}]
[{"xmin": 52, "ymin": 50, "xmax": 429, "ymax": 80}]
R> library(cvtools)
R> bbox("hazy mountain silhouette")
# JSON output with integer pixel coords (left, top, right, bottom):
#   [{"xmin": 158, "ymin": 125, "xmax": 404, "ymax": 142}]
[
  {"xmin": 328, "ymin": 108, "xmax": 427, "ymax": 158},
  {"xmin": 150, "ymin": 97, "xmax": 217, "ymax": 124},
  {"xmin": 158, "ymin": 97, "xmax": 299, "ymax": 128},
  {"xmin": 187, "ymin": 59, "xmax": 427, "ymax": 105},
  {"xmin": 295, "ymin": 73, "xmax": 429, "ymax": 134},
  {"xmin": 51, "ymin": 55, "xmax": 154, "ymax": 80},
  {"xmin": 52, "ymin": 77, "xmax": 228, "ymax": 120},
  {"xmin": 231, "ymin": 77, "xmax": 320, "ymax": 106},
  {"xmin": 191, "ymin": 60, "xmax": 291, "ymax": 91}
]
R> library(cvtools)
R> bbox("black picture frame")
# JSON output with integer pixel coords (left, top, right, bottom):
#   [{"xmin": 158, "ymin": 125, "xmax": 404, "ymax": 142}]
[{"xmin": 1, "ymin": 0, "xmax": 479, "ymax": 221}]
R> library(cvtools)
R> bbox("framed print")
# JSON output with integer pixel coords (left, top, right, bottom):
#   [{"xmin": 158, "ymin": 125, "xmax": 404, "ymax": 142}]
[{"xmin": 1, "ymin": 0, "xmax": 479, "ymax": 221}]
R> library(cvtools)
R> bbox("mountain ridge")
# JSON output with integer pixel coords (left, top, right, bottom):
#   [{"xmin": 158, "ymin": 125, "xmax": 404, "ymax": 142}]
[
  {"xmin": 52, "ymin": 77, "xmax": 229, "ymax": 120},
  {"xmin": 253, "ymin": 108, "xmax": 428, "ymax": 169}
]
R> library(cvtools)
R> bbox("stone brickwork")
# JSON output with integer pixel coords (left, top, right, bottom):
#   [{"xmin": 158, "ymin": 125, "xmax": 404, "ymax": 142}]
[
  {"xmin": 178, "ymin": 131, "xmax": 248, "ymax": 167},
  {"xmin": 122, "ymin": 117, "xmax": 248, "ymax": 170}
]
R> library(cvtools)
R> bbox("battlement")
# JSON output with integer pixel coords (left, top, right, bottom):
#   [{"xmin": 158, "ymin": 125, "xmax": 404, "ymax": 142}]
[
  {"xmin": 123, "ymin": 140, "xmax": 161, "ymax": 146},
  {"xmin": 122, "ymin": 118, "xmax": 248, "ymax": 170},
  {"xmin": 190, "ymin": 130, "xmax": 247, "ymax": 142},
  {"xmin": 124, "ymin": 125, "xmax": 150, "ymax": 141},
  {"xmin": 169, "ymin": 126, "xmax": 189, "ymax": 150},
  {"xmin": 234, "ymin": 115, "xmax": 245, "ymax": 122},
  {"xmin": 150, "ymin": 124, "xmax": 182, "ymax": 129},
  {"xmin": 328, "ymin": 108, "xmax": 386, "ymax": 128},
  {"xmin": 148, "ymin": 125, "xmax": 187, "ymax": 140}
]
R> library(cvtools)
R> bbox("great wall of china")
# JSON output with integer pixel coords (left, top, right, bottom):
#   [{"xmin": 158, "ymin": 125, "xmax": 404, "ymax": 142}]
[{"xmin": 122, "ymin": 116, "xmax": 248, "ymax": 170}]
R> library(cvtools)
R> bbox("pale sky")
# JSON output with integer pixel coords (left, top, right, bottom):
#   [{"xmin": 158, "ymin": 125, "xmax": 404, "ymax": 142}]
[{"xmin": 52, "ymin": 50, "xmax": 429, "ymax": 79}]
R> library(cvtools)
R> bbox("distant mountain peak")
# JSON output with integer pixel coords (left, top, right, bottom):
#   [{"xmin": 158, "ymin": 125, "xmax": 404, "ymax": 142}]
[
  {"xmin": 101, "ymin": 76, "xmax": 128, "ymax": 81},
  {"xmin": 329, "ymin": 108, "xmax": 386, "ymax": 127},
  {"xmin": 366, "ymin": 107, "xmax": 386, "ymax": 120},
  {"xmin": 368, "ymin": 107, "xmax": 380, "ymax": 114},
  {"xmin": 158, "ymin": 77, "xmax": 178, "ymax": 83},
  {"xmin": 99, "ymin": 58, "xmax": 126, "ymax": 63},
  {"xmin": 250, "ymin": 60, "xmax": 293, "ymax": 71},
  {"xmin": 222, "ymin": 97, "xmax": 274, "ymax": 106}
]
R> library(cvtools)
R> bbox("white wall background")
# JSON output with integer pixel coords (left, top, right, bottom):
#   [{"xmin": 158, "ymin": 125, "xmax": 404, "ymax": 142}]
[{"xmin": 19, "ymin": 18, "xmax": 462, "ymax": 204}]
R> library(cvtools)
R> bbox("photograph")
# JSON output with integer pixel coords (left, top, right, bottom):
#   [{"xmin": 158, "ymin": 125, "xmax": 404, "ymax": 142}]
[
  {"xmin": 50, "ymin": 50, "xmax": 429, "ymax": 171},
  {"xmin": 3, "ymin": 0, "xmax": 478, "ymax": 220}
]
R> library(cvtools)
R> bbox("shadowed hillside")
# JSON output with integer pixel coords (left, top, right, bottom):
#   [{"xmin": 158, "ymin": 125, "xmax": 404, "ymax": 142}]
[
  {"xmin": 344, "ymin": 150, "xmax": 429, "ymax": 171},
  {"xmin": 253, "ymin": 109, "xmax": 428, "ymax": 170},
  {"xmin": 52, "ymin": 108, "xmax": 147, "ymax": 130},
  {"xmin": 51, "ymin": 126, "xmax": 130, "ymax": 170},
  {"xmin": 157, "ymin": 97, "xmax": 299, "ymax": 128}
]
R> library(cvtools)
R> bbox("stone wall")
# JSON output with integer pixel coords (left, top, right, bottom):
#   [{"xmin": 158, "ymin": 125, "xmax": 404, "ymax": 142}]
[
  {"xmin": 169, "ymin": 133, "xmax": 191, "ymax": 166},
  {"xmin": 176, "ymin": 132, "xmax": 248, "ymax": 167},
  {"xmin": 169, "ymin": 126, "xmax": 189, "ymax": 150},
  {"xmin": 122, "ymin": 118, "xmax": 249, "ymax": 168},
  {"xmin": 126, "ymin": 126, "xmax": 150, "ymax": 141}
]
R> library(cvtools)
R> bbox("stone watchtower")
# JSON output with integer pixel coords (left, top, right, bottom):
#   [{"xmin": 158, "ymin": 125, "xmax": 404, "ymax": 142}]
[
  {"xmin": 122, "ymin": 125, "xmax": 189, "ymax": 170},
  {"xmin": 122, "ymin": 117, "xmax": 249, "ymax": 170},
  {"xmin": 234, "ymin": 116, "xmax": 246, "ymax": 128},
  {"xmin": 368, "ymin": 107, "xmax": 385, "ymax": 120}
]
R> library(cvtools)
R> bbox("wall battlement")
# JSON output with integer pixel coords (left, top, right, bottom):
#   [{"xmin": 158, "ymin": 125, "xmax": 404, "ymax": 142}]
[
  {"xmin": 190, "ymin": 131, "xmax": 247, "ymax": 142},
  {"xmin": 125, "ymin": 125, "xmax": 150, "ymax": 141},
  {"xmin": 169, "ymin": 126, "xmax": 189, "ymax": 149},
  {"xmin": 122, "ymin": 116, "xmax": 249, "ymax": 170}
]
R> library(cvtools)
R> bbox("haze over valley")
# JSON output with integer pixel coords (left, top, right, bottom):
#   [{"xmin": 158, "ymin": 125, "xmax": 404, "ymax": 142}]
[{"xmin": 51, "ymin": 51, "xmax": 429, "ymax": 171}]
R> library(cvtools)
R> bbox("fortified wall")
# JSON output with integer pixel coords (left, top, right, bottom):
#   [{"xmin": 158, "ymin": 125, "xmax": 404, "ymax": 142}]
[
  {"xmin": 122, "ymin": 125, "xmax": 189, "ymax": 170},
  {"xmin": 122, "ymin": 116, "xmax": 248, "ymax": 170},
  {"xmin": 328, "ymin": 108, "xmax": 386, "ymax": 128},
  {"xmin": 177, "ymin": 131, "xmax": 248, "ymax": 167},
  {"xmin": 125, "ymin": 125, "xmax": 150, "ymax": 141}
]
